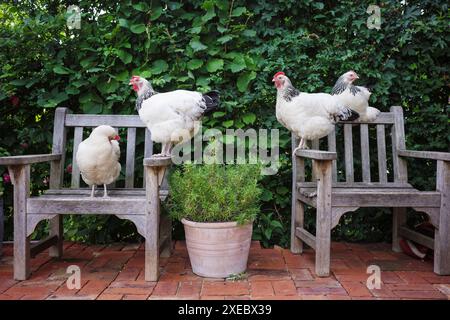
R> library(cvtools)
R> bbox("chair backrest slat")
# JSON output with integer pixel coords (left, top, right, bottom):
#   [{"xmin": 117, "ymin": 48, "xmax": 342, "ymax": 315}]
[
  {"xmin": 125, "ymin": 127, "xmax": 136, "ymax": 188},
  {"xmin": 143, "ymin": 129, "xmax": 154, "ymax": 187},
  {"xmin": 344, "ymin": 124, "xmax": 354, "ymax": 182},
  {"xmin": 290, "ymin": 110, "xmax": 407, "ymax": 187},
  {"xmin": 71, "ymin": 126, "xmax": 83, "ymax": 188},
  {"xmin": 327, "ymin": 129, "xmax": 338, "ymax": 182},
  {"xmin": 360, "ymin": 124, "xmax": 371, "ymax": 182},
  {"xmin": 65, "ymin": 114, "xmax": 145, "ymax": 127},
  {"xmin": 376, "ymin": 124, "xmax": 388, "ymax": 183}
]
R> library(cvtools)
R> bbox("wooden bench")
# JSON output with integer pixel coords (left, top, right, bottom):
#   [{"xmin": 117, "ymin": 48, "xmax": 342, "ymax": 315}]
[
  {"xmin": 291, "ymin": 106, "xmax": 450, "ymax": 277},
  {"xmin": 0, "ymin": 107, "xmax": 173, "ymax": 281}
]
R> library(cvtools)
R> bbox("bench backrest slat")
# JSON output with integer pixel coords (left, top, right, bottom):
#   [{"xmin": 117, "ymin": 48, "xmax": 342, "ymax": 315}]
[
  {"xmin": 52, "ymin": 108, "xmax": 155, "ymax": 190},
  {"xmin": 292, "ymin": 108, "xmax": 406, "ymax": 186}
]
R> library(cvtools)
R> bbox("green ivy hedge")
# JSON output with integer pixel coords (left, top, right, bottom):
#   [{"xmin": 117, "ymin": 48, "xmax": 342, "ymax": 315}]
[{"xmin": 0, "ymin": 0, "xmax": 448, "ymax": 246}]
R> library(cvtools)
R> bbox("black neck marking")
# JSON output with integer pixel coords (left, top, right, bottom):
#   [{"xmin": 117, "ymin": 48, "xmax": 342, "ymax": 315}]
[
  {"xmin": 282, "ymin": 85, "xmax": 300, "ymax": 102},
  {"xmin": 135, "ymin": 87, "xmax": 156, "ymax": 112}
]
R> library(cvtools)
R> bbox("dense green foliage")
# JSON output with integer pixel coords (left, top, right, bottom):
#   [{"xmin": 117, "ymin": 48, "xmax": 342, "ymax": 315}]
[
  {"xmin": 168, "ymin": 164, "xmax": 261, "ymax": 223},
  {"xmin": 0, "ymin": 1, "xmax": 448, "ymax": 246}
]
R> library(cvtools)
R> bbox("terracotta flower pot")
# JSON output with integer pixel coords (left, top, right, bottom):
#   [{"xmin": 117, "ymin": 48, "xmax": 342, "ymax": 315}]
[{"xmin": 182, "ymin": 218, "xmax": 253, "ymax": 278}]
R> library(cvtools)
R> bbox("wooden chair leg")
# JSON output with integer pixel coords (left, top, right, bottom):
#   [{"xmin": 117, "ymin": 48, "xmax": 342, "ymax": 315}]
[
  {"xmin": 315, "ymin": 206, "xmax": 331, "ymax": 277},
  {"xmin": 10, "ymin": 165, "xmax": 31, "ymax": 280},
  {"xmin": 291, "ymin": 199, "xmax": 304, "ymax": 254},
  {"xmin": 144, "ymin": 166, "xmax": 160, "ymax": 281},
  {"xmin": 313, "ymin": 160, "xmax": 332, "ymax": 277},
  {"xmin": 392, "ymin": 207, "xmax": 407, "ymax": 252},
  {"xmin": 160, "ymin": 215, "xmax": 172, "ymax": 258},
  {"xmin": 434, "ymin": 160, "xmax": 450, "ymax": 275},
  {"xmin": 49, "ymin": 215, "xmax": 63, "ymax": 258}
]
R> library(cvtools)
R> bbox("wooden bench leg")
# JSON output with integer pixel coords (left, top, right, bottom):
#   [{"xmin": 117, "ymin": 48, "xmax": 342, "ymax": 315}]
[
  {"xmin": 392, "ymin": 208, "xmax": 407, "ymax": 252},
  {"xmin": 434, "ymin": 160, "xmax": 450, "ymax": 275},
  {"xmin": 144, "ymin": 166, "xmax": 160, "ymax": 281},
  {"xmin": 313, "ymin": 160, "xmax": 332, "ymax": 277},
  {"xmin": 160, "ymin": 215, "xmax": 172, "ymax": 258},
  {"xmin": 291, "ymin": 200, "xmax": 304, "ymax": 254},
  {"xmin": 10, "ymin": 165, "xmax": 31, "ymax": 280},
  {"xmin": 49, "ymin": 215, "xmax": 63, "ymax": 258}
]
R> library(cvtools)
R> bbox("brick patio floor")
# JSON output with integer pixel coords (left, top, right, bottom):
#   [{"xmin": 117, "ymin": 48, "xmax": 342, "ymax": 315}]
[{"xmin": 0, "ymin": 241, "xmax": 449, "ymax": 300}]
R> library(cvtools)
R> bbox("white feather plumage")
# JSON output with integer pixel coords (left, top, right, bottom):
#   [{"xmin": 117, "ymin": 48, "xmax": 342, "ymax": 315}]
[{"xmin": 76, "ymin": 125, "xmax": 121, "ymax": 196}]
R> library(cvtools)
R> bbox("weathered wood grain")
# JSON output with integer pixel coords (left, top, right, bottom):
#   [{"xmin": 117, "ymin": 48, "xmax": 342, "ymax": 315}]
[
  {"xmin": 125, "ymin": 127, "xmax": 136, "ymax": 188},
  {"xmin": 360, "ymin": 124, "xmax": 371, "ymax": 182},
  {"xmin": 0, "ymin": 154, "xmax": 61, "ymax": 165},
  {"xmin": 313, "ymin": 159, "xmax": 332, "ymax": 277},
  {"xmin": 376, "ymin": 125, "xmax": 388, "ymax": 183},
  {"xmin": 9, "ymin": 165, "xmax": 31, "ymax": 280},
  {"xmin": 65, "ymin": 114, "xmax": 146, "ymax": 127},
  {"xmin": 398, "ymin": 150, "xmax": 450, "ymax": 162},
  {"xmin": 344, "ymin": 124, "xmax": 354, "ymax": 182},
  {"xmin": 435, "ymin": 160, "xmax": 450, "ymax": 275},
  {"xmin": 71, "ymin": 126, "xmax": 83, "ymax": 188}
]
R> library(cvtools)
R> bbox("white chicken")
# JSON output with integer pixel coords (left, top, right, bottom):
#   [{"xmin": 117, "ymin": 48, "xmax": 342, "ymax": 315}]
[
  {"xmin": 129, "ymin": 76, "xmax": 220, "ymax": 157},
  {"xmin": 76, "ymin": 125, "xmax": 121, "ymax": 198},
  {"xmin": 273, "ymin": 71, "xmax": 359, "ymax": 150},
  {"xmin": 331, "ymin": 70, "xmax": 380, "ymax": 122}
]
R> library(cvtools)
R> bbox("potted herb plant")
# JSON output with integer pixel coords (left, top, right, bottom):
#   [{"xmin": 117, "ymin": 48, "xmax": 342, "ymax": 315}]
[{"xmin": 168, "ymin": 163, "xmax": 261, "ymax": 278}]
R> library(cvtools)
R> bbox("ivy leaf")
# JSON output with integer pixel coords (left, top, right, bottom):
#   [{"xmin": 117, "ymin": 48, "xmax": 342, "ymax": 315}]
[
  {"xmin": 222, "ymin": 120, "xmax": 234, "ymax": 128},
  {"xmin": 116, "ymin": 49, "xmax": 132, "ymax": 64},
  {"xmin": 202, "ymin": 7, "xmax": 216, "ymax": 22},
  {"xmin": 114, "ymin": 70, "xmax": 129, "ymax": 81},
  {"xmin": 118, "ymin": 19, "xmax": 129, "ymax": 28},
  {"xmin": 133, "ymin": 2, "xmax": 149, "ymax": 12},
  {"xmin": 206, "ymin": 59, "xmax": 224, "ymax": 73},
  {"xmin": 189, "ymin": 38, "xmax": 208, "ymax": 52},
  {"xmin": 242, "ymin": 29, "xmax": 256, "ymax": 37},
  {"xmin": 151, "ymin": 60, "xmax": 169, "ymax": 74},
  {"xmin": 242, "ymin": 112, "xmax": 256, "ymax": 124},
  {"xmin": 213, "ymin": 111, "xmax": 226, "ymax": 118},
  {"xmin": 53, "ymin": 65, "xmax": 71, "ymax": 75},
  {"xmin": 187, "ymin": 59, "xmax": 203, "ymax": 70},
  {"xmin": 231, "ymin": 7, "xmax": 247, "ymax": 17},
  {"xmin": 228, "ymin": 55, "xmax": 247, "ymax": 73},
  {"xmin": 130, "ymin": 24, "xmax": 146, "ymax": 34},
  {"xmin": 217, "ymin": 35, "xmax": 233, "ymax": 44},
  {"xmin": 236, "ymin": 71, "xmax": 256, "ymax": 92},
  {"xmin": 150, "ymin": 6, "xmax": 163, "ymax": 20}
]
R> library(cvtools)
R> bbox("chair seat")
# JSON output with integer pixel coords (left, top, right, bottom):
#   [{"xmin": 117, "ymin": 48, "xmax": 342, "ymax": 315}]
[
  {"xmin": 27, "ymin": 188, "xmax": 169, "ymax": 215},
  {"xmin": 296, "ymin": 183, "xmax": 441, "ymax": 208}
]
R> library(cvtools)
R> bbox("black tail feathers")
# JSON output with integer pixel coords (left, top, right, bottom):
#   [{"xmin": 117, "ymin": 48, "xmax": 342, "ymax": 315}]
[
  {"xmin": 337, "ymin": 107, "xmax": 360, "ymax": 122},
  {"xmin": 202, "ymin": 90, "xmax": 220, "ymax": 115}
]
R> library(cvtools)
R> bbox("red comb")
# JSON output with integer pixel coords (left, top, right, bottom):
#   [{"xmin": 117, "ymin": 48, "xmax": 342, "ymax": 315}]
[{"xmin": 273, "ymin": 71, "xmax": 285, "ymax": 78}]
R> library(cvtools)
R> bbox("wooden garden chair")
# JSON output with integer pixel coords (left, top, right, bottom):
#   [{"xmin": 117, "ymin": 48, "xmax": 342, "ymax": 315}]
[
  {"xmin": 291, "ymin": 106, "xmax": 449, "ymax": 277},
  {"xmin": 0, "ymin": 107, "xmax": 172, "ymax": 281}
]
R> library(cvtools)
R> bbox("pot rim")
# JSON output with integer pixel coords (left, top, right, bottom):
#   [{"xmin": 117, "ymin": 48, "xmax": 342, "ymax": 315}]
[{"xmin": 181, "ymin": 218, "xmax": 253, "ymax": 229}]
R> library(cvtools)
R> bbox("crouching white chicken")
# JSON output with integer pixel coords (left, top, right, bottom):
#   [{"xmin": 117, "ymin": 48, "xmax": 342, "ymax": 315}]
[
  {"xmin": 76, "ymin": 125, "xmax": 121, "ymax": 198},
  {"xmin": 273, "ymin": 71, "xmax": 359, "ymax": 150},
  {"xmin": 331, "ymin": 70, "xmax": 380, "ymax": 122},
  {"xmin": 129, "ymin": 76, "xmax": 220, "ymax": 157}
]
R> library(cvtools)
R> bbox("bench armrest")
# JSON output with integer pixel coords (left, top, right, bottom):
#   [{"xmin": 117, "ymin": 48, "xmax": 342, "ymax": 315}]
[
  {"xmin": 143, "ymin": 156, "xmax": 172, "ymax": 167},
  {"xmin": 398, "ymin": 150, "xmax": 450, "ymax": 162},
  {"xmin": 0, "ymin": 154, "xmax": 62, "ymax": 166},
  {"xmin": 294, "ymin": 149, "xmax": 337, "ymax": 161}
]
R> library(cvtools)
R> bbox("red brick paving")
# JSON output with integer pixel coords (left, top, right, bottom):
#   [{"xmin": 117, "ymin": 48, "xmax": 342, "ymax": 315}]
[{"xmin": 0, "ymin": 241, "xmax": 449, "ymax": 300}]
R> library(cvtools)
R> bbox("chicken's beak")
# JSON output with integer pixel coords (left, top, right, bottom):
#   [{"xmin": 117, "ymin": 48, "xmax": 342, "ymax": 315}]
[{"xmin": 355, "ymin": 74, "xmax": 360, "ymax": 79}]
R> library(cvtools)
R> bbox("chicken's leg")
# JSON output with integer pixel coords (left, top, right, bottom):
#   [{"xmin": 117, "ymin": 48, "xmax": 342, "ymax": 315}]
[
  {"xmin": 153, "ymin": 143, "xmax": 167, "ymax": 157},
  {"xmin": 90, "ymin": 185, "xmax": 95, "ymax": 198},
  {"xmin": 103, "ymin": 184, "xmax": 109, "ymax": 198},
  {"xmin": 163, "ymin": 142, "xmax": 173, "ymax": 157},
  {"xmin": 292, "ymin": 138, "xmax": 308, "ymax": 156}
]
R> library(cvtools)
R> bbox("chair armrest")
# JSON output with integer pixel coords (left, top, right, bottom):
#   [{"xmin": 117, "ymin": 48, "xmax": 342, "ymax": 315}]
[
  {"xmin": 294, "ymin": 149, "xmax": 337, "ymax": 161},
  {"xmin": 143, "ymin": 156, "xmax": 172, "ymax": 167},
  {"xmin": 0, "ymin": 154, "xmax": 62, "ymax": 166},
  {"xmin": 398, "ymin": 150, "xmax": 450, "ymax": 162}
]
